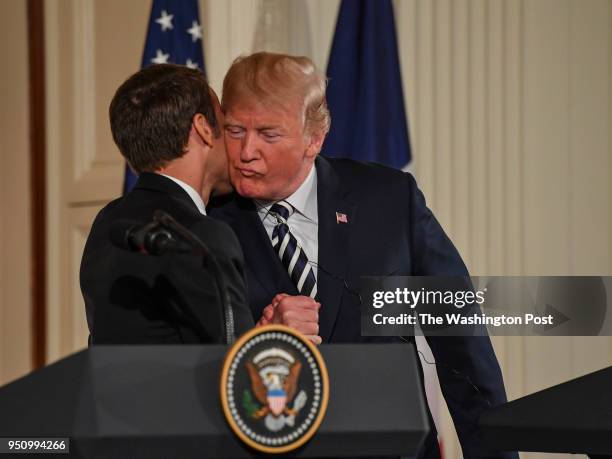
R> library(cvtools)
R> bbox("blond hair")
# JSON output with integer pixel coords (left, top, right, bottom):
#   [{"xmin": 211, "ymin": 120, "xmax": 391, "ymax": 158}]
[{"xmin": 222, "ymin": 52, "xmax": 330, "ymax": 136}]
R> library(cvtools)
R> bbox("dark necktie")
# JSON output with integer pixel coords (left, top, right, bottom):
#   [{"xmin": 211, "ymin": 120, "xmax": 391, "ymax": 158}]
[{"xmin": 269, "ymin": 201, "xmax": 317, "ymax": 298}]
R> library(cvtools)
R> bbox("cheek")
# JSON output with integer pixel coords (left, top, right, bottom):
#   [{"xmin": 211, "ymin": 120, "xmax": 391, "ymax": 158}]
[
  {"xmin": 269, "ymin": 148, "xmax": 300, "ymax": 174},
  {"xmin": 224, "ymin": 139, "xmax": 240, "ymax": 160},
  {"xmin": 264, "ymin": 145, "xmax": 291, "ymax": 169}
]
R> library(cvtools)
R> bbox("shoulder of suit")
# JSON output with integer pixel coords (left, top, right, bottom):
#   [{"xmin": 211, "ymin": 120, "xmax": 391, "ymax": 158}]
[
  {"xmin": 188, "ymin": 215, "xmax": 241, "ymax": 251},
  {"xmin": 189, "ymin": 217, "xmax": 244, "ymax": 262},
  {"xmin": 321, "ymin": 156, "xmax": 418, "ymax": 194},
  {"xmin": 93, "ymin": 196, "xmax": 122, "ymax": 223}
]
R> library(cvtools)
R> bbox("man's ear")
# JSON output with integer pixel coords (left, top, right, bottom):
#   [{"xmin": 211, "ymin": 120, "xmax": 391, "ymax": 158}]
[
  {"xmin": 192, "ymin": 113, "xmax": 214, "ymax": 148},
  {"xmin": 305, "ymin": 129, "xmax": 325, "ymax": 159}
]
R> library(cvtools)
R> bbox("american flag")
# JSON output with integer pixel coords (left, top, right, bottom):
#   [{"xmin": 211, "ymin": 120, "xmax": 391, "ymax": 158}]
[
  {"xmin": 123, "ymin": 0, "xmax": 206, "ymax": 194},
  {"xmin": 336, "ymin": 212, "xmax": 348, "ymax": 224}
]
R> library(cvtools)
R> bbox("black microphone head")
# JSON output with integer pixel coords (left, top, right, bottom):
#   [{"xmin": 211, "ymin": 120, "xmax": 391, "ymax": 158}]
[
  {"xmin": 144, "ymin": 229, "xmax": 174, "ymax": 256},
  {"xmin": 109, "ymin": 220, "xmax": 141, "ymax": 251}
]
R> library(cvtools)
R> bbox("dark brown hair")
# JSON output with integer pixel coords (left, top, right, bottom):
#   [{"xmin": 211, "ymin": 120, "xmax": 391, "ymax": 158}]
[{"xmin": 109, "ymin": 64, "xmax": 219, "ymax": 173}]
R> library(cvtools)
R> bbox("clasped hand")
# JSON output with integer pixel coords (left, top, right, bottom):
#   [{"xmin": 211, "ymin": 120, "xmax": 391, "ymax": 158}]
[{"xmin": 256, "ymin": 293, "xmax": 322, "ymax": 345}]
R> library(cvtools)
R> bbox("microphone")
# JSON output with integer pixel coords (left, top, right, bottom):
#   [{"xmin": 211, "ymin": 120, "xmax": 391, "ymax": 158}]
[
  {"xmin": 151, "ymin": 210, "xmax": 236, "ymax": 344},
  {"xmin": 109, "ymin": 220, "xmax": 191, "ymax": 255},
  {"xmin": 108, "ymin": 211, "xmax": 236, "ymax": 344}
]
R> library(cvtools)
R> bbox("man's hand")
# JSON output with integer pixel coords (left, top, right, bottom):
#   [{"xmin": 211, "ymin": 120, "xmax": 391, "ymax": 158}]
[{"xmin": 257, "ymin": 293, "xmax": 322, "ymax": 345}]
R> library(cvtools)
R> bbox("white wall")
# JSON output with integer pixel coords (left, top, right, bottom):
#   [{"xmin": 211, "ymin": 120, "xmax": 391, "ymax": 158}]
[{"xmin": 396, "ymin": 2, "xmax": 612, "ymax": 457}]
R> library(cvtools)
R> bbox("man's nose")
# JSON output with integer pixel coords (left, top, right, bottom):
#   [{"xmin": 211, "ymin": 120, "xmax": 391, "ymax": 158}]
[{"xmin": 240, "ymin": 132, "xmax": 260, "ymax": 162}]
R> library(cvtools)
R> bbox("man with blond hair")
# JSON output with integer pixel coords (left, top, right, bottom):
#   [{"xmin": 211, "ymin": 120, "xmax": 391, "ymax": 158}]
[{"xmin": 210, "ymin": 52, "xmax": 514, "ymax": 458}]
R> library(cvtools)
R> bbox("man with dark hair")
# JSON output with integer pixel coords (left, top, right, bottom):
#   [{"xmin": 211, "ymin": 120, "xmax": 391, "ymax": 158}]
[{"xmin": 80, "ymin": 64, "xmax": 253, "ymax": 345}]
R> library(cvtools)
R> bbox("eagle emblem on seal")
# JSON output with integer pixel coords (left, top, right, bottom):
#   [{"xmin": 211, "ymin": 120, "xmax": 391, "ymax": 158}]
[{"xmin": 243, "ymin": 347, "xmax": 308, "ymax": 432}]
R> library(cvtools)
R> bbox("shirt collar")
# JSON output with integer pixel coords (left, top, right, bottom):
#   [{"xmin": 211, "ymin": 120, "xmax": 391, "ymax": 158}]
[
  {"xmin": 256, "ymin": 165, "xmax": 318, "ymax": 222},
  {"xmin": 158, "ymin": 173, "xmax": 207, "ymax": 216}
]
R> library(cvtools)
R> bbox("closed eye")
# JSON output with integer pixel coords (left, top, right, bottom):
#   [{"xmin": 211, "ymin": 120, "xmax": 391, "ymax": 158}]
[
  {"xmin": 225, "ymin": 125, "xmax": 245, "ymax": 138},
  {"xmin": 260, "ymin": 130, "xmax": 281, "ymax": 142}
]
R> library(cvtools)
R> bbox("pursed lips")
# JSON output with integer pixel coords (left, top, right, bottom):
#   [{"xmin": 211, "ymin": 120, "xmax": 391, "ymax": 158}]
[{"xmin": 235, "ymin": 167, "xmax": 260, "ymax": 177}]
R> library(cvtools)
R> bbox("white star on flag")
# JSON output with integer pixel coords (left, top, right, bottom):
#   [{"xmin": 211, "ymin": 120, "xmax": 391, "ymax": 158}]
[
  {"xmin": 126, "ymin": 0, "xmax": 206, "ymax": 193},
  {"xmin": 155, "ymin": 10, "xmax": 174, "ymax": 31},
  {"xmin": 187, "ymin": 21, "xmax": 202, "ymax": 42},
  {"xmin": 151, "ymin": 49, "xmax": 170, "ymax": 64}
]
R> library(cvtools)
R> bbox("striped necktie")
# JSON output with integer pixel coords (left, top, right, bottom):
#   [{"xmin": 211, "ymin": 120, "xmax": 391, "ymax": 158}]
[{"xmin": 269, "ymin": 201, "xmax": 317, "ymax": 298}]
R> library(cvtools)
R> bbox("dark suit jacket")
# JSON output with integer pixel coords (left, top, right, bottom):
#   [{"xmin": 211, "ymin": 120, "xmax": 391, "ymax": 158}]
[
  {"xmin": 80, "ymin": 173, "xmax": 254, "ymax": 345},
  {"xmin": 210, "ymin": 156, "xmax": 515, "ymax": 459}
]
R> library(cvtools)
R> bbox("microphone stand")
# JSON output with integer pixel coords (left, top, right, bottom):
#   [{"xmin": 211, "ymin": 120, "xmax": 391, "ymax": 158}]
[{"xmin": 153, "ymin": 210, "xmax": 236, "ymax": 345}]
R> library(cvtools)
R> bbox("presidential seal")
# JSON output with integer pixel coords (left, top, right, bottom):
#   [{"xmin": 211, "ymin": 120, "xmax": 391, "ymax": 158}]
[{"xmin": 220, "ymin": 324, "xmax": 329, "ymax": 454}]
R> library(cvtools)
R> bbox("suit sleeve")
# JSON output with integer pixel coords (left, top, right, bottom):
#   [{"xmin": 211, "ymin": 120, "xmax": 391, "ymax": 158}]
[{"xmin": 406, "ymin": 173, "xmax": 517, "ymax": 459}]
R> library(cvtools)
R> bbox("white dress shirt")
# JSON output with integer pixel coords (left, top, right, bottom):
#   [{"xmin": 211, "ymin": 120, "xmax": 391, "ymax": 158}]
[
  {"xmin": 255, "ymin": 165, "xmax": 319, "ymax": 278},
  {"xmin": 159, "ymin": 173, "xmax": 207, "ymax": 215}
]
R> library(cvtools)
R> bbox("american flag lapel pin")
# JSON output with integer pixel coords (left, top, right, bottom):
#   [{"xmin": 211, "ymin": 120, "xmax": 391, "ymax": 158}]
[{"xmin": 336, "ymin": 212, "xmax": 348, "ymax": 224}]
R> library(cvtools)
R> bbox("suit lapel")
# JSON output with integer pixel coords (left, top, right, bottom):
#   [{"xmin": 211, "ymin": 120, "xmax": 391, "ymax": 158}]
[
  {"xmin": 316, "ymin": 157, "xmax": 357, "ymax": 342},
  {"xmin": 229, "ymin": 197, "xmax": 297, "ymax": 304}
]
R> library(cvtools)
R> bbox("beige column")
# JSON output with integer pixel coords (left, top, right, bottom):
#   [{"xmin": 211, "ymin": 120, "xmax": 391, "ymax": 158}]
[{"xmin": 0, "ymin": 0, "xmax": 32, "ymax": 385}]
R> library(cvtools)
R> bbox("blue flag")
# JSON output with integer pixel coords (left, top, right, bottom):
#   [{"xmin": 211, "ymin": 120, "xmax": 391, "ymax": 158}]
[
  {"xmin": 123, "ymin": 0, "xmax": 206, "ymax": 193},
  {"xmin": 321, "ymin": 0, "xmax": 411, "ymax": 169}
]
